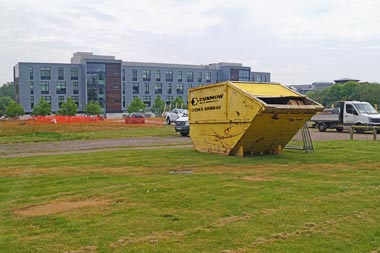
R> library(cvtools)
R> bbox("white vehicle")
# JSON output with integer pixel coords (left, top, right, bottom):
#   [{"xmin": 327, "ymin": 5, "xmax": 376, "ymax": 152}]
[
  {"xmin": 310, "ymin": 101, "xmax": 380, "ymax": 133},
  {"xmin": 163, "ymin": 108, "xmax": 188, "ymax": 125},
  {"xmin": 174, "ymin": 114, "xmax": 189, "ymax": 136}
]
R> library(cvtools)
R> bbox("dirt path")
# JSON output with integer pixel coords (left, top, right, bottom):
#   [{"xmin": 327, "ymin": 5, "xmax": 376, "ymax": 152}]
[
  {"xmin": 1, "ymin": 129, "xmax": 378, "ymax": 158},
  {"xmin": 0, "ymin": 136, "xmax": 192, "ymax": 158}
]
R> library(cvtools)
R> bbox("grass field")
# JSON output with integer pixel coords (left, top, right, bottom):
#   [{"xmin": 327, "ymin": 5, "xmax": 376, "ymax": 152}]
[
  {"xmin": 1, "ymin": 137, "xmax": 380, "ymax": 252},
  {"xmin": 0, "ymin": 119, "xmax": 175, "ymax": 143}
]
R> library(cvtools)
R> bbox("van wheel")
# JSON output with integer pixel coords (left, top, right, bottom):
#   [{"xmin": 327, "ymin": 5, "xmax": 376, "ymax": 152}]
[
  {"xmin": 180, "ymin": 132, "xmax": 189, "ymax": 137},
  {"xmin": 317, "ymin": 123, "xmax": 327, "ymax": 132},
  {"xmin": 336, "ymin": 127, "xmax": 343, "ymax": 132},
  {"xmin": 166, "ymin": 118, "xmax": 171, "ymax": 125},
  {"xmin": 355, "ymin": 124, "xmax": 365, "ymax": 134}
]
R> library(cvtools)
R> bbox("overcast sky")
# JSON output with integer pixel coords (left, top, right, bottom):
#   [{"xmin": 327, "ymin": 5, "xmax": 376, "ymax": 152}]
[{"xmin": 1, "ymin": 0, "xmax": 380, "ymax": 86}]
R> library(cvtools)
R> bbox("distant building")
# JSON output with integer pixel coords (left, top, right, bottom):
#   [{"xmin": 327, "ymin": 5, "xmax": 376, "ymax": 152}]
[
  {"xmin": 14, "ymin": 52, "xmax": 271, "ymax": 114},
  {"xmin": 290, "ymin": 82, "xmax": 334, "ymax": 95},
  {"xmin": 290, "ymin": 78, "xmax": 360, "ymax": 95},
  {"xmin": 333, "ymin": 78, "xmax": 360, "ymax": 84}
]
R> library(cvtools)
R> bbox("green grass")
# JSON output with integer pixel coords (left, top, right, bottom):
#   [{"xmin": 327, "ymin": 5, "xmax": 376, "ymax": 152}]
[
  {"xmin": 0, "ymin": 123, "xmax": 175, "ymax": 143},
  {"xmin": 1, "ymin": 140, "xmax": 380, "ymax": 252}
]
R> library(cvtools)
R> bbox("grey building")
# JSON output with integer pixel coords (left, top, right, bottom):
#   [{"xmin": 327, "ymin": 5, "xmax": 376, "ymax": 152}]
[
  {"xmin": 290, "ymin": 78, "xmax": 361, "ymax": 95},
  {"xmin": 14, "ymin": 52, "xmax": 271, "ymax": 114},
  {"xmin": 290, "ymin": 82, "xmax": 334, "ymax": 95}
]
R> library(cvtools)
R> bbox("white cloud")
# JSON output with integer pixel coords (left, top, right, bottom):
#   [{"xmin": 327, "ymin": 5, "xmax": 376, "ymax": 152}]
[{"xmin": 0, "ymin": 0, "xmax": 380, "ymax": 85}]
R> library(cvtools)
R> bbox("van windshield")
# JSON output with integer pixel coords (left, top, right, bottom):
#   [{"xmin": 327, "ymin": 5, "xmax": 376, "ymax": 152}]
[{"xmin": 354, "ymin": 103, "xmax": 378, "ymax": 114}]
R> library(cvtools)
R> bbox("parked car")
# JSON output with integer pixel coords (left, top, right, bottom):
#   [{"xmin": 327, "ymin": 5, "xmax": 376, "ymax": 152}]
[
  {"xmin": 174, "ymin": 113, "xmax": 189, "ymax": 136},
  {"xmin": 129, "ymin": 113, "xmax": 145, "ymax": 118},
  {"xmin": 125, "ymin": 112, "xmax": 145, "ymax": 124},
  {"xmin": 163, "ymin": 108, "xmax": 188, "ymax": 125}
]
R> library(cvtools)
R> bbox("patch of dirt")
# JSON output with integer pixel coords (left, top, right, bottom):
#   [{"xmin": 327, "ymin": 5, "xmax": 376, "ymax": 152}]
[
  {"xmin": 64, "ymin": 246, "xmax": 98, "ymax": 253},
  {"xmin": 14, "ymin": 199, "xmax": 111, "ymax": 217},
  {"xmin": 0, "ymin": 136, "xmax": 192, "ymax": 158},
  {"xmin": 110, "ymin": 230, "xmax": 184, "ymax": 248},
  {"xmin": 222, "ymin": 208, "xmax": 374, "ymax": 253},
  {"xmin": 206, "ymin": 215, "xmax": 251, "ymax": 229},
  {"xmin": 241, "ymin": 176, "xmax": 274, "ymax": 182}
]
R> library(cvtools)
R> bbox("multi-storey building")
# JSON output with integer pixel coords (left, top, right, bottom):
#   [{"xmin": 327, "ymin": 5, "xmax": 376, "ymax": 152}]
[{"xmin": 14, "ymin": 52, "xmax": 271, "ymax": 114}]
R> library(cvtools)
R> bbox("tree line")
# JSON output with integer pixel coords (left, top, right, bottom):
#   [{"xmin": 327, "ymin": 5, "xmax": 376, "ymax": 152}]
[
  {"xmin": 307, "ymin": 81, "xmax": 380, "ymax": 108},
  {"xmin": 0, "ymin": 81, "xmax": 185, "ymax": 117},
  {"xmin": 0, "ymin": 82, "xmax": 101, "ymax": 117}
]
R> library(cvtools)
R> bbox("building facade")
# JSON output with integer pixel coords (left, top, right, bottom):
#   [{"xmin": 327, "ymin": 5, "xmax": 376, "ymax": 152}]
[{"xmin": 14, "ymin": 52, "xmax": 271, "ymax": 114}]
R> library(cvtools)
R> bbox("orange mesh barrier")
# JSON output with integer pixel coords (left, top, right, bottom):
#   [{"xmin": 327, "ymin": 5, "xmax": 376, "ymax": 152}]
[{"xmin": 31, "ymin": 116, "xmax": 102, "ymax": 124}]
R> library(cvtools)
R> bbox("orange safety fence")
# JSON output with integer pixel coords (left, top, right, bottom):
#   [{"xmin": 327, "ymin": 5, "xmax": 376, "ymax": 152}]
[{"xmin": 30, "ymin": 115, "xmax": 104, "ymax": 124}]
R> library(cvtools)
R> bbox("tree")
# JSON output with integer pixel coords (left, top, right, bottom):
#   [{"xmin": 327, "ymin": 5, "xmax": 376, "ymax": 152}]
[
  {"xmin": 340, "ymin": 81, "xmax": 359, "ymax": 101},
  {"xmin": 58, "ymin": 98, "xmax": 77, "ymax": 116},
  {"xmin": 172, "ymin": 96, "xmax": 185, "ymax": 109},
  {"xmin": 5, "ymin": 100, "xmax": 24, "ymax": 117},
  {"xmin": 32, "ymin": 98, "xmax": 51, "ymax": 116},
  {"xmin": 127, "ymin": 97, "xmax": 146, "ymax": 113},
  {"xmin": 0, "ymin": 96, "xmax": 13, "ymax": 116},
  {"xmin": 0, "ymin": 82, "xmax": 14, "ymax": 99},
  {"xmin": 308, "ymin": 82, "xmax": 380, "ymax": 109},
  {"xmin": 84, "ymin": 101, "xmax": 102, "ymax": 115},
  {"xmin": 151, "ymin": 95, "xmax": 165, "ymax": 115}
]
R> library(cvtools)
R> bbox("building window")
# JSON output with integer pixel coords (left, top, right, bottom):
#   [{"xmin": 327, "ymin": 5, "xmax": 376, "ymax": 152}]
[
  {"xmin": 30, "ymin": 96, "xmax": 34, "ymax": 109},
  {"xmin": 133, "ymin": 82, "xmax": 139, "ymax": 94},
  {"xmin": 144, "ymin": 83, "xmax": 150, "ymax": 94},
  {"xmin": 58, "ymin": 67, "xmax": 64, "ymax": 80},
  {"xmin": 167, "ymin": 83, "xmax": 172, "ymax": 94},
  {"xmin": 30, "ymin": 81, "xmax": 34, "ymax": 95},
  {"xmin": 41, "ymin": 81, "xmax": 49, "ymax": 94},
  {"xmin": 155, "ymin": 83, "xmax": 162, "ymax": 94},
  {"xmin": 122, "ymin": 96, "xmax": 126, "ymax": 108},
  {"xmin": 132, "ymin": 69, "xmax": 138, "ymax": 81},
  {"xmin": 58, "ymin": 96, "xmax": 65, "ymax": 108},
  {"xmin": 176, "ymin": 83, "xmax": 184, "ymax": 94},
  {"xmin": 197, "ymin": 72, "xmax": 202, "ymax": 83},
  {"xmin": 73, "ymin": 81, "xmax": 79, "ymax": 94},
  {"xmin": 188, "ymin": 83, "xmax": 193, "ymax": 89},
  {"xmin": 56, "ymin": 81, "xmax": 66, "ymax": 94},
  {"xmin": 166, "ymin": 96, "xmax": 173, "ymax": 105},
  {"xmin": 142, "ymin": 70, "xmax": 151, "ymax": 81},
  {"xmin": 186, "ymin": 71, "xmax": 193, "ymax": 82},
  {"xmin": 72, "ymin": 96, "xmax": 79, "ymax": 107},
  {"xmin": 122, "ymin": 69, "xmax": 126, "ymax": 81},
  {"xmin": 71, "ymin": 67, "xmax": 79, "ymax": 80},
  {"xmin": 165, "ymin": 71, "xmax": 173, "ymax": 82},
  {"xmin": 257, "ymin": 75, "xmax": 262, "ymax": 82},
  {"xmin": 177, "ymin": 71, "xmax": 182, "ymax": 82},
  {"xmin": 143, "ymin": 96, "xmax": 151, "ymax": 107},
  {"xmin": 206, "ymin": 72, "xmax": 211, "ymax": 83},
  {"xmin": 122, "ymin": 82, "xmax": 126, "ymax": 95},
  {"xmin": 197, "ymin": 84, "xmax": 202, "ymax": 87},
  {"xmin": 40, "ymin": 67, "xmax": 51, "ymax": 80},
  {"xmin": 239, "ymin": 69, "xmax": 250, "ymax": 81},
  {"xmin": 29, "ymin": 66, "xmax": 33, "ymax": 80},
  {"xmin": 42, "ymin": 96, "xmax": 51, "ymax": 105},
  {"xmin": 156, "ymin": 70, "xmax": 161, "ymax": 81}
]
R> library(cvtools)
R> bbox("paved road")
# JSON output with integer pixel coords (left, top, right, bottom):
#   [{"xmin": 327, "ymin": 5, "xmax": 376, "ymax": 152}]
[{"xmin": 1, "ymin": 129, "xmax": 378, "ymax": 158}]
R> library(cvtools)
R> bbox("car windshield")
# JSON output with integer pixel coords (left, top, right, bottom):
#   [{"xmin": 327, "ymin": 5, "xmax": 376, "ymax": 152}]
[{"xmin": 354, "ymin": 103, "xmax": 378, "ymax": 114}]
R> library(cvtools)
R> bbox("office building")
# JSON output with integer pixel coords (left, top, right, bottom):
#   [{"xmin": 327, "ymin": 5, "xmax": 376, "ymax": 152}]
[{"xmin": 14, "ymin": 52, "xmax": 271, "ymax": 114}]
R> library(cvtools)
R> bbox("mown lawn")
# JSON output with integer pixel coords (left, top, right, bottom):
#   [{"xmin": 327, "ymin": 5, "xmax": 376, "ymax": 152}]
[{"xmin": 0, "ymin": 140, "xmax": 380, "ymax": 252}]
